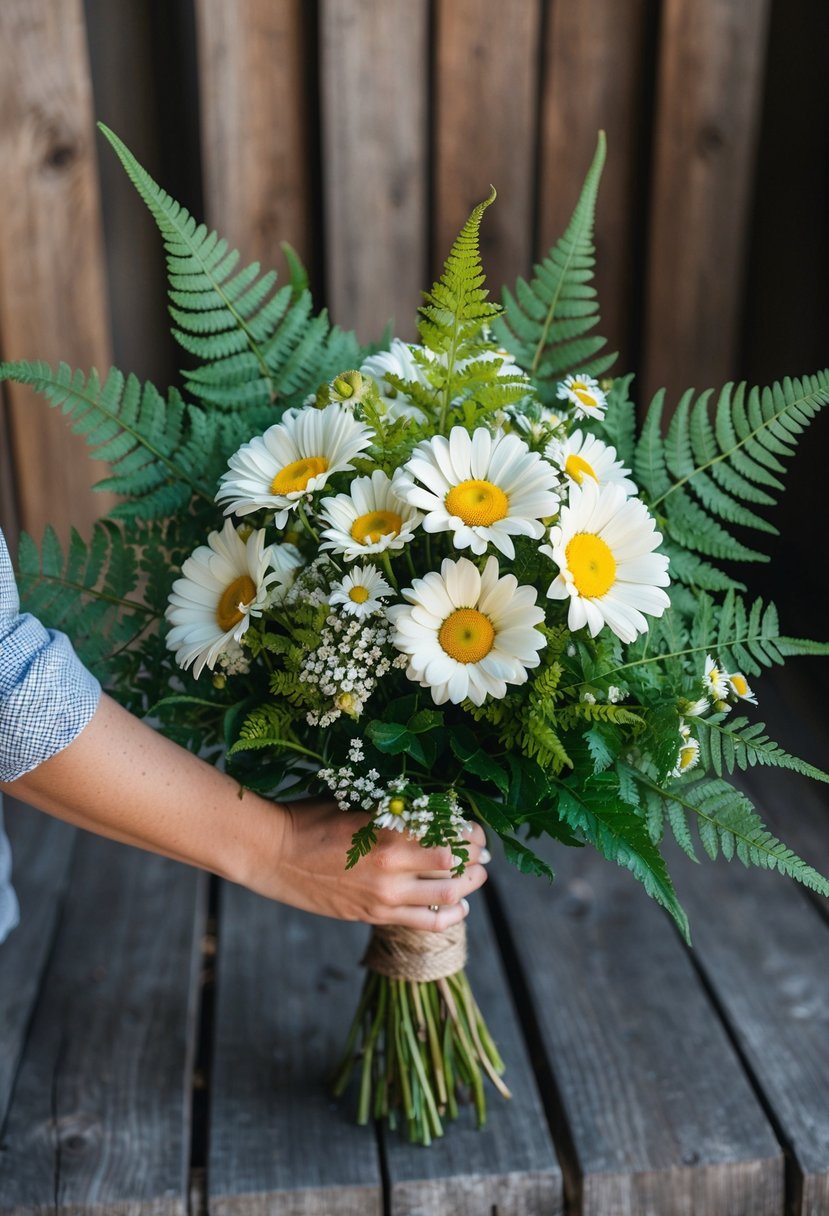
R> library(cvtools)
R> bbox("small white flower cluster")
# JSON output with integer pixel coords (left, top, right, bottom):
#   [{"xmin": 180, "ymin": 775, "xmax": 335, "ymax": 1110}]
[
  {"xmin": 318, "ymin": 739, "xmax": 385, "ymax": 812},
  {"xmin": 579, "ymin": 685, "xmax": 627, "ymax": 705},
  {"xmin": 283, "ymin": 556, "xmax": 333, "ymax": 610},
  {"xmin": 373, "ymin": 785, "xmax": 466, "ymax": 843},
  {"xmin": 216, "ymin": 641, "xmax": 251, "ymax": 676},
  {"xmin": 300, "ymin": 613, "xmax": 405, "ymax": 726}
]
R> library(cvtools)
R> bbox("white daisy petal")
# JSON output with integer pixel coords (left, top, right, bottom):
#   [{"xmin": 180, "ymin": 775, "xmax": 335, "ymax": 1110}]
[
  {"xmin": 546, "ymin": 429, "xmax": 638, "ymax": 497},
  {"xmin": 390, "ymin": 555, "xmax": 546, "ymax": 706},
  {"xmin": 216, "ymin": 403, "xmax": 372, "ymax": 521},
  {"xmin": 543, "ymin": 478, "xmax": 670, "ymax": 643},
  {"xmin": 556, "ymin": 374, "xmax": 608, "ymax": 420},
  {"xmin": 165, "ymin": 519, "xmax": 288, "ymax": 678},
  {"xmin": 329, "ymin": 564, "xmax": 394, "ymax": 618},
  {"xmin": 319, "ymin": 469, "xmax": 421, "ymax": 562},
  {"xmin": 394, "ymin": 425, "xmax": 561, "ymax": 558}
]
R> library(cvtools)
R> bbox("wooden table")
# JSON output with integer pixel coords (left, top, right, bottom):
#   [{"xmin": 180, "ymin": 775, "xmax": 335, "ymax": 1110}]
[{"xmin": 1, "ymin": 676, "xmax": 827, "ymax": 1215}]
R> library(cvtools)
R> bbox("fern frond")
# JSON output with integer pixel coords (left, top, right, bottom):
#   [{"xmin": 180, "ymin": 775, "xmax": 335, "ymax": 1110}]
[
  {"xmin": 556, "ymin": 702, "xmax": 644, "ymax": 729},
  {"xmin": 637, "ymin": 374, "xmax": 829, "ymax": 573},
  {"xmin": 493, "ymin": 132, "xmax": 614, "ymax": 398},
  {"xmin": 650, "ymin": 775, "xmax": 829, "ymax": 896},
  {"xmin": 16, "ymin": 524, "xmax": 156, "ymax": 677},
  {"xmin": 98, "ymin": 123, "xmax": 361, "ymax": 411},
  {"xmin": 697, "ymin": 715, "xmax": 829, "ymax": 783},
  {"xmin": 0, "ymin": 361, "xmax": 217, "ymax": 516},
  {"xmin": 558, "ymin": 779, "xmax": 690, "ymax": 939}
]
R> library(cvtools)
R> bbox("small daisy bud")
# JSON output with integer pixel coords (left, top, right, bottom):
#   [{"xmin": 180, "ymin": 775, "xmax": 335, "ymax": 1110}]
[{"xmin": 212, "ymin": 672, "xmax": 227, "ymax": 690}]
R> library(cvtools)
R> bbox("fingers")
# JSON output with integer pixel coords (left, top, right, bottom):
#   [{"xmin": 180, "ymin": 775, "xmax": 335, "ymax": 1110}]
[
  {"xmin": 390, "ymin": 899, "xmax": 471, "ymax": 933},
  {"xmin": 397, "ymin": 862, "xmax": 489, "ymax": 909}
]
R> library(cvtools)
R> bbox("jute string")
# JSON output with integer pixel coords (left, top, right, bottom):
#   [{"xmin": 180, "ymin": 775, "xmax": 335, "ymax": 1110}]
[{"xmin": 362, "ymin": 920, "xmax": 467, "ymax": 982}]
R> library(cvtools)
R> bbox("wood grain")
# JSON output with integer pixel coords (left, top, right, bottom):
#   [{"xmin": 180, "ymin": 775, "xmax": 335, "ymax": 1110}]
[
  {"xmin": 642, "ymin": 0, "xmax": 773, "ymax": 403},
  {"xmin": 384, "ymin": 900, "xmax": 563, "ymax": 1216},
  {"xmin": 0, "ymin": 832, "xmax": 206, "ymax": 1216},
  {"xmin": 320, "ymin": 0, "xmax": 429, "ymax": 342},
  {"xmin": 493, "ymin": 838, "xmax": 784, "ymax": 1214},
  {"xmin": 0, "ymin": 0, "xmax": 115, "ymax": 544},
  {"xmin": 670, "ymin": 822, "xmax": 829, "ymax": 1215},
  {"xmin": 537, "ymin": 0, "xmax": 654, "ymax": 372},
  {"xmin": 0, "ymin": 802, "xmax": 76, "ymax": 1129},
  {"xmin": 434, "ymin": 0, "xmax": 541, "ymax": 299},
  {"xmin": 208, "ymin": 884, "xmax": 383, "ymax": 1215},
  {"xmin": 195, "ymin": 0, "xmax": 315, "ymax": 285}
]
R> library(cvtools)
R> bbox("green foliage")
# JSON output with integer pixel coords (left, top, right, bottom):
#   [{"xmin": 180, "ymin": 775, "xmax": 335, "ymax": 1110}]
[
  {"xmin": 646, "ymin": 775, "xmax": 829, "ymax": 897},
  {"xmin": 0, "ymin": 362, "xmax": 218, "ymax": 517},
  {"xmin": 636, "ymin": 374, "xmax": 829, "ymax": 585},
  {"xmin": 557, "ymin": 776, "xmax": 690, "ymax": 940},
  {"xmin": 697, "ymin": 714, "xmax": 829, "ymax": 783},
  {"xmin": 16, "ymin": 524, "xmax": 155, "ymax": 678},
  {"xmin": 417, "ymin": 188, "xmax": 500, "ymax": 360},
  {"xmin": 494, "ymin": 132, "xmax": 615, "ymax": 400},
  {"xmin": 98, "ymin": 123, "xmax": 361, "ymax": 413}
]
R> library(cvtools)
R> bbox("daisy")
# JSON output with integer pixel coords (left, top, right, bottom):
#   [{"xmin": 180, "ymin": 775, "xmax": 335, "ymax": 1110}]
[
  {"xmin": 319, "ymin": 469, "xmax": 421, "ymax": 562},
  {"xmin": 360, "ymin": 338, "xmax": 430, "ymax": 422},
  {"xmin": 509, "ymin": 403, "xmax": 565, "ymax": 444},
  {"xmin": 557, "ymin": 373, "xmax": 608, "ymax": 420},
  {"xmin": 329, "ymin": 564, "xmax": 394, "ymax": 618},
  {"xmin": 546, "ymin": 430, "xmax": 638, "ymax": 496},
  {"xmin": 671, "ymin": 722, "xmax": 701, "ymax": 777},
  {"xmin": 393, "ymin": 426, "xmax": 560, "ymax": 560},
  {"xmin": 165, "ymin": 519, "xmax": 280, "ymax": 678},
  {"xmin": 388, "ymin": 554, "xmax": 546, "ymax": 706},
  {"xmin": 541, "ymin": 479, "xmax": 670, "ymax": 643},
  {"xmin": 727, "ymin": 670, "xmax": 758, "ymax": 705},
  {"xmin": 703, "ymin": 655, "xmax": 730, "ymax": 704},
  {"xmin": 216, "ymin": 403, "xmax": 372, "ymax": 527}
]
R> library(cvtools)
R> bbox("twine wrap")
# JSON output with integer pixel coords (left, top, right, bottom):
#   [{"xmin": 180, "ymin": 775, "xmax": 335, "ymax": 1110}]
[{"xmin": 362, "ymin": 921, "xmax": 467, "ymax": 982}]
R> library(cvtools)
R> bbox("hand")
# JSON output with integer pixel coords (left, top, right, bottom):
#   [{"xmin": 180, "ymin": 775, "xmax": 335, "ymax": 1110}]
[{"xmin": 248, "ymin": 797, "xmax": 490, "ymax": 932}]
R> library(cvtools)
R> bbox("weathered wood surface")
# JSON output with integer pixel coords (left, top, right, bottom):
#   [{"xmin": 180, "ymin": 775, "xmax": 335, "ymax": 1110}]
[
  {"xmin": 493, "ymin": 837, "xmax": 784, "ymax": 1215},
  {"xmin": 319, "ymin": 0, "xmax": 429, "ymax": 343},
  {"xmin": 0, "ymin": 800, "xmax": 75, "ymax": 1130},
  {"xmin": 0, "ymin": 0, "xmax": 115, "ymax": 542},
  {"xmin": 642, "ymin": 0, "xmax": 773, "ymax": 402},
  {"xmin": 195, "ymin": 0, "xmax": 315, "ymax": 284},
  {"xmin": 434, "ymin": 0, "xmax": 541, "ymax": 299},
  {"xmin": 208, "ymin": 883, "xmax": 383, "ymax": 1216},
  {"xmin": 383, "ymin": 900, "xmax": 563, "ymax": 1216},
  {"xmin": 537, "ymin": 0, "xmax": 654, "ymax": 365},
  {"xmin": 0, "ymin": 825, "xmax": 205, "ymax": 1216}
]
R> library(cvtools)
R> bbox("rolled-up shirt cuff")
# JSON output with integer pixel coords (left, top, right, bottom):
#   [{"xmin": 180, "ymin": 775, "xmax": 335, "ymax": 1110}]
[{"xmin": 0, "ymin": 611, "xmax": 101, "ymax": 783}]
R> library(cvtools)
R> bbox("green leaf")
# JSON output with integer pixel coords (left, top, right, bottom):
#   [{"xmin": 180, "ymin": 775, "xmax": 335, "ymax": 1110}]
[
  {"xmin": 494, "ymin": 132, "xmax": 614, "ymax": 396},
  {"xmin": 450, "ymin": 737, "xmax": 509, "ymax": 794},
  {"xmin": 501, "ymin": 836, "xmax": 555, "ymax": 881},
  {"xmin": 365, "ymin": 721, "xmax": 411, "ymax": 754}
]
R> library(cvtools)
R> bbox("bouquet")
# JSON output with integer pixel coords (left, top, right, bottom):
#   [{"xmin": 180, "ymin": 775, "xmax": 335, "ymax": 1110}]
[{"xmin": 6, "ymin": 127, "xmax": 829, "ymax": 1145}]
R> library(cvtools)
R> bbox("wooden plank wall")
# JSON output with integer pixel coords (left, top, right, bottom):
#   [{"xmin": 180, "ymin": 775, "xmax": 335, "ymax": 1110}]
[{"xmin": 0, "ymin": 0, "xmax": 827, "ymax": 610}]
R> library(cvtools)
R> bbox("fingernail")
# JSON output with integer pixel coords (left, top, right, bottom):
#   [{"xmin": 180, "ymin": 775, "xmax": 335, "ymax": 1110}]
[
  {"xmin": 461, "ymin": 898, "xmax": 470, "ymax": 914},
  {"xmin": 462, "ymin": 820, "xmax": 475, "ymax": 837},
  {"xmin": 452, "ymin": 852, "xmax": 464, "ymax": 867},
  {"xmin": 480, "ymin": 847, "xmax": 491, "ymax": 865}
]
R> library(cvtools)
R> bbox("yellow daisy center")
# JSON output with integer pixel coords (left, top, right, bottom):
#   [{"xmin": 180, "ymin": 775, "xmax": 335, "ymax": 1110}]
[
  {"xmin": 438, "ymin": 608, "xmax": 495, "ymax": 664},
  {"xmin": 350, "ymin": 509, "xmax": 403, "ymax": 544},
  {"xmin": 678, "ymin": 744, "xmax": 698, "ymax": 771},
  {"xmin": 271, "ymin": 456, "xmax": 329, "ymax": 496},
  {"xmin": 730, "ymin": 673, "xmax": 749, "ymax": 696},
  {"xmin": 349, "ymin": 585, "xmax": 370, "ymax": 603},
  {"xmin": 216, "ymin": 575, "xmax": 257, "ymax": 633},
  {"xmin": 572, "ymin": 382, "xmax": 598, "ymax": 409},
  {"xmin": 388, "ymin": 797, "xmax": 406, "ymax": 816},
  {"xmin": 564, "ymin": 453, "xmax": 597, "ymax": 484},
  {"xmin": 445, "ymin": 479, "xmax": 509, "ymax": 527},
  {"xmin": 565, "ymin": 532, "xmax": 617, "ymax": 598}
]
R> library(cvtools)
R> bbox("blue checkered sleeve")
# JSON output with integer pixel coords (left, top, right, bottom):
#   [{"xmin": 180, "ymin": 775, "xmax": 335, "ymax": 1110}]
[{"xmin": 0, "ymin": 529, "xmax": 101, "ymax": 782}]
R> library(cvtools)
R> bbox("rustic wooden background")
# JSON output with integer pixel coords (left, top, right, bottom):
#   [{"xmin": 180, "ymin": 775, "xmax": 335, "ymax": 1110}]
[{"xmin": 0, "ymin": 0, "xmax": 827, "ymax": 635}]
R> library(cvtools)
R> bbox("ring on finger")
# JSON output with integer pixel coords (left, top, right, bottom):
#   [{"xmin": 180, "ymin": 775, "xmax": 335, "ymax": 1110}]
[{"xmin": 429, "ymin": 903, "xmax": 440, "ymax": 913}]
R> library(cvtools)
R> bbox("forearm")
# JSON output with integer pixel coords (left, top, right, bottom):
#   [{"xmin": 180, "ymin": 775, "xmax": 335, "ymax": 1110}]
[{"xmin": 1, "ymin": 692, "xmax": 280, "ymax": 885}]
